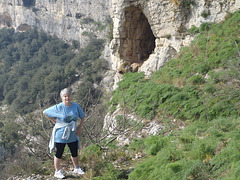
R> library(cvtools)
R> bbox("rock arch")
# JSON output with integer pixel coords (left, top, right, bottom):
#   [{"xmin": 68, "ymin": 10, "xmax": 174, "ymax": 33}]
[{"xmin": 119, "ymin": 6, "xmax": 156, "ymax": 71}]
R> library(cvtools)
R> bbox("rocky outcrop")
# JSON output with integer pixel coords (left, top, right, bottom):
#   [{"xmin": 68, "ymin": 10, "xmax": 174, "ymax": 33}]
[
  {"xmin": 1, "ymin": 0, "xmax": 240, "ymax": 147},
  {"xmin": 1, "ymin": 0, "xmax": 239, "ymax": 80},
  {"xmin": 109, "ymin": 0, "xmax": 240, "ymax": 77},
  {"xmin": 0, "ymin": 0, "xmax": 110, "ymax": 47},
  {"xmin": 103, "ymin": 0, "xmax": 240, "ymax": 144}
]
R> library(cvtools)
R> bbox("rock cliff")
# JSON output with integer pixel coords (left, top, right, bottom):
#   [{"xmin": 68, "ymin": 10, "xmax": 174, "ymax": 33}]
[
  {"xmin": 109, "ymin": 0, "xmax": 240, "ymax": 78},
  {"xmin": 0, "ymin": 0, "xmax": 110, "ymax": 47},
  {"xmin": 1, "ymin": 0, "xmax": 239, "ymax": 76},
  {"xmin": 1, "ymin": 0, "xmax": 240, "ymax": 144},
  {"xmin": 104, "ymin": 0, "xmax": 240, "ymax": 143}
]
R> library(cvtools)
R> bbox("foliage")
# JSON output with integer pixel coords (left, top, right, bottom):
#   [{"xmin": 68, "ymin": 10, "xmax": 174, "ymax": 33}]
[
  {"xmin": 107, "ymin": 21, "xmax": 114, "ymax": 43},
  {"xmin": 79, "ymin": 145, "xmax": 123, "ymax": 179},
  {"xmin": 2, "ymin": 149, "xmax": 43, "ymax": 178},
  {"xmin": 0, "ymin": 6, "xmax": 240, "ymax": 180},
  {"xmin": 129, "ymin": 117, "xmax": 240, "ymax": 180},
  {"xmin": 201, "ymin": 10, "xmax": 209, "ymax": 18},
  {"xmin": 0, "ymin": 27, "xmax": 109, "ymax": 177},
  {"xmin": 144, "ymin": 135, "xmax": 169, "ymax": 156},
  {"xmin": 188, "ymin": 25, "xmax": 199, "ymax": 35},
  {"xmin": 0, "ymin": 111, "xmax": 22, "ymax": 156},
  {"xmin": 0, "ymin": 28, "xmax": 107, "ymax": 114},
  {"xmin": 108, "ymin": 10, "xmax": 240, "ymax": 180},
  {"xmin": 129, "ymin": 138, "xmax": 145, "ymax": 152},
  {"xmin": 170, "ymin": 0, "xmax": 194, "ymax": 9},
  {"xmin": 93, "ymin": 163, "xmax": 122, "ymax": 180},
  {"xmin": 180, "ymin": 0, "xmax": 195, "ymax": 9}
]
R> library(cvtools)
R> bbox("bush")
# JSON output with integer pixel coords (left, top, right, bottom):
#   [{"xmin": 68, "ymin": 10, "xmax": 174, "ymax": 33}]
[
  {"xmin": 111, "ymin": 10, "xmax": 240, "ymax": 180},
  {"xmin": 200, "ymin": 23, "xmax": 211, "ymax": 32},
  {"xmin": 129, "ymin": 138, "xmax": 145, "ymax": 152},
  {"xmin": 144, "ymin": 136, "xmax": 169, "ymax": 156},
  {"xmin": 0, "ymin": 28, "xmax": 107, "ymax": 114},
  {"xmin": 203, "ymin": 83, "xmax": 216, "ymax": 93},
  {"xmin": 186, "ymin": 74, "xmax": 205, "ymax": 85},
  {"xmin": 201, "ymin": 10, "xmax": 209, "ymax": 18},
  {"xmin": 188, "ymin": 25, "xmax": 199, "ymax": 35},
  {"xmin": 107, "ymin": 22, "xmax": 113, "ymax": 43}
]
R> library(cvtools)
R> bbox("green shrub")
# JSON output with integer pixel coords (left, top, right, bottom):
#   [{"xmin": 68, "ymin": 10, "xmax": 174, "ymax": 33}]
[
  {"xmin": 144, "ymin": 136, "xmax": 169, "ymax": 156},
  {"xmin": 186, "ymin": 74, "xmax": 205, "ymax": 85},
  {"xmin": 203, "ymin": 83, "xmax": 216, "ymax": 93},
  {"xmin": 82, "ymin": 31, "xmax": 89, "ymax": 36},
  {"xmin": 200, "ymin": 23, "xmax": 211, "ymax": 32},
  {"xmin": 129, "ymin": 138, "xmax": 146, "ymax": 152},
  {"xmin": 182, "ymin": 160, "xmax": 210, "ymax": 179},
  {"xmin": 201, "ymin": 10, "xmax": 209, "ymax": 18},
  {"xmin": 180, "ymin": 0, "xmax": 195, "ymax": 10},
  {"xmin": 166, "ymin": 161, "xmax": 182, "ymax": 173},
  {"xmin": 107, "ymin": 22, "xmax": 113, "ymax": 43},
  {"xmin": 93, "ymin": 163, "xmax": 120, "ymax": 180},
  {"xmin": 123, "ymin": 10, "xmax": 240, "ymax": 180},
  {"xmin": 163, "ymin": 34, "xmax": 171, "ymax": 39},
  {"xmin": 189, "ymin": 25, "xmax": 200, "ymax": 35},
  {"xmin": 193, "ymin": 63, "xmax": 211, "ymax": 74}
]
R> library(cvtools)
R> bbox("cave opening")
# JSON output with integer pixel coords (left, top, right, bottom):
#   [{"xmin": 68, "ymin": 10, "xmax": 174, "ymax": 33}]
[{"xmin": 120, "ymin": 6, "xmax": 156, "ymax": 69}]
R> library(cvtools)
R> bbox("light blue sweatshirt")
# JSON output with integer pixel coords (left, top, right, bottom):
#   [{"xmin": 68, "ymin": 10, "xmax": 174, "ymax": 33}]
[{"xmin": 43, "ymin": 102, "xmax": 85, "ymax": 144}]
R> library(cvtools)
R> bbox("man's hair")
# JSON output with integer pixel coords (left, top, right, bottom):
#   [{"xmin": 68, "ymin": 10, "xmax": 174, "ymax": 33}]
[{"xmin": 60, "ymin": 88, "xmax": 71, "ymax": 99}]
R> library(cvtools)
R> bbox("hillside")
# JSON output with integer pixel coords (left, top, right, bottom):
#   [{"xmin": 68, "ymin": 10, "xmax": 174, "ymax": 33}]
[
  {"xmin": 106, "ymin": 10, "xmax": 240, "ymax": 179},
  {"xmin": 0, "ymin": 27, "xmax": 110, "ymax": 179},
  {"xmin": 0, "ymin": 8, "xmax": 240, "ymax": 180}
]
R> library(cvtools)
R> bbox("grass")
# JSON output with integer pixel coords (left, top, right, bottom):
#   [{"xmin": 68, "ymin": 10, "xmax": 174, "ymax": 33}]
[
  {"xmin": 106, "ymin": 10, "xmax": 240, "ymax": 180},
  {"xmin": 5, "ymin": 9, "xmax": 240, "ymax": 180}
]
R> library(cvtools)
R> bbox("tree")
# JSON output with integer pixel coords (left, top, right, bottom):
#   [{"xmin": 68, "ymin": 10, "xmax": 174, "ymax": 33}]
[{"xmin": 78, "ymin": 79, "xmax": 150, "ymax": 150}]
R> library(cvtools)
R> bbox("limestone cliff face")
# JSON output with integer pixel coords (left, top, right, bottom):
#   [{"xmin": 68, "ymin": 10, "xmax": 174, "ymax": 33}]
[
  {"xmin": 109, "ymin": 0, "xmax": 240, "ymax": 78},
  {"xmin": 103, "ymin": 0, "xmax": 240, "ymax": 142},
  {"xmin": 0, "ymin": 0, "xmax": 110, "ymax": 47},
  {"xmin": 1, "ymin": 0, "xmax": 239, "ymax": 77}
]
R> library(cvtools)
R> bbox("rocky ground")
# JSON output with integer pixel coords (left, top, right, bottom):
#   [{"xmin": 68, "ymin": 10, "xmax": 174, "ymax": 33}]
[
  {"xmin": 7, "ymin": 165, "xmax": 85, "ymax": 180},
  {"xmin": 7, "ymin": 172, "xmax": 84, "ymax": 180}
]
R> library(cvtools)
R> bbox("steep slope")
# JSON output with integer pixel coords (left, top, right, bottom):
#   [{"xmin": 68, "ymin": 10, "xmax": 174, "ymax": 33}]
[
  {"xmin": 110, "ymin": 0, "xmax": 240, "ymax": 81},
  {"xmin": 106, "ymin": 10, "xmax": 240, "ymax": 179},
  {"xmin": 0, "ymin": 0, "xmax": 110, "ymax": 47}
]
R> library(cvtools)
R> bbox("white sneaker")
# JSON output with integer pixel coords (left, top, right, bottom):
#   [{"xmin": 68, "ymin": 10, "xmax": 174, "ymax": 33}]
[
  {"xmin": 54, "ymin": 169, "xmax": 65, "ymax": 179},
  {"xmin": 73, "ymin": 167, "xmax": 85, "ymax": 175}
]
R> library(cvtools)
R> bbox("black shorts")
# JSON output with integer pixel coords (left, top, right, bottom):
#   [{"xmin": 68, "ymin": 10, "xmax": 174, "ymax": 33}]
[{"xmin": 55, "ymin": 141, "xmax": 78, "ymax": 158}]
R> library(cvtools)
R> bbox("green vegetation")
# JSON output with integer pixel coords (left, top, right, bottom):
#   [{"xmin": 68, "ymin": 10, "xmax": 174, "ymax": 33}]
[
  {"xmin": 170, "ymin": 0, "xmax": 195, "ymax": 11},
  {"xmin": 107, "ymin": 10, "xmax": 240, "ymax": 179},
  {"xmin": 180, "ymin": 0, "xmax": 195, "ymax": 9},
  {"xmin": 1, "ymin": 8, "xmax": 240, "ymax": 180},
  {"xmin": 201, "ymin": 10, "xmax": 209, "ymax": 18},
  {"xmin": 0, "ymin": 27, "xmax": 109, "ymax": 178},
  {"xmin": 0, "ymin": 28, "xmax": 107, "ymax": 114}
]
